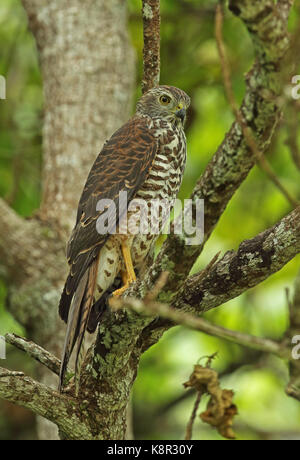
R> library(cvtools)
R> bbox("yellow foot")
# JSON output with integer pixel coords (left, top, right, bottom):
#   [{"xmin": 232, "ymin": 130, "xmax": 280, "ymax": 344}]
[
  {"xmin": 112, "ymin": 241, "xmax": 137, "ymax": 297},
  {"xmin": 112, "ymin": 282, "xmax": 134, "ymax": 297}
]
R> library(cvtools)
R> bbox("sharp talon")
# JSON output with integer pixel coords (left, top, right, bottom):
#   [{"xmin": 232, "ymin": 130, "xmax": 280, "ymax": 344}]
[
  {"xmin": 112, "ymin": 241, "xmax": 136, "ymax": 297},
  {"xmin": 112, "ymin": 280, "xmax": 134, "ymax": 297}
]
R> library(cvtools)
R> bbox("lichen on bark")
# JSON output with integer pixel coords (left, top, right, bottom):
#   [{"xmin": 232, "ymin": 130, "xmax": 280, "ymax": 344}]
[{"xmin": 0, "ymin": 0, "xmax": 299, "ymax": 441}]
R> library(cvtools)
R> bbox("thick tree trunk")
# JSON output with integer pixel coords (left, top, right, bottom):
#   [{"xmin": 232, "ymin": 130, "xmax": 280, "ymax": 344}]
[
  {"xmin": 1, "ymin": 0, "xmax": 135, "ymax": 439},
  {"xmin": 0, "ymin": 0, "xmax": 299, "ymax": 441}
]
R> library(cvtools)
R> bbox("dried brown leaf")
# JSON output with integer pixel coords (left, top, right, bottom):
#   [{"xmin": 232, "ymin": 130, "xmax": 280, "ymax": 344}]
[{"xmin": 183, "ymin": 364, "xmax": 237, "ymax": 440}]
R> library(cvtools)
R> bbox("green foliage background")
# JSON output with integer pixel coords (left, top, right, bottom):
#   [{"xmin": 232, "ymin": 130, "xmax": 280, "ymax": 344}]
[{"xmin": 0, "ymin": 0, "xmax": 300, "ymax": 440}]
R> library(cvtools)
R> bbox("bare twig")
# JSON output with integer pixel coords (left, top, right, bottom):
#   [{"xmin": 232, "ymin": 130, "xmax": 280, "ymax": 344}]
[
  {"xmin": 285, "ymin": 103, "xmax": 300, "ymax": 171},
  {"xmin": 0, "ymin": 369, "xmax": 24, "ymax": 378},
  {"xmin": 285, "ymin": 287, "xmax": 293, "ymax": 320},
  {"xmin": 286, "ymin": 271, "xmax": 300, "ymax": 402},
  {"xmin": 111, "ymin": 296, "xmax": 290, "ymax": 359},
  {"xmin": 5, "ymin": 333, "xmax": 64, "ymax": 377},
  {"xmin": 215, "ymin": 3, "xmax": 299, "ymax": 208},
  {"xmin": 184, "ymin": 391, "xmax": 202, "ymax": 440},
  {"xmin": 142, "ymin": 0, "xmax": 160, "ymax": 93}
]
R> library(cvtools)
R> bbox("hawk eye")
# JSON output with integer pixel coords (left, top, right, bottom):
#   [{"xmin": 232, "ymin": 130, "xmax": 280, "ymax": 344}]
[{"xmin": 159, "ymin": 95, "xmax": 171, "ymax": 105}]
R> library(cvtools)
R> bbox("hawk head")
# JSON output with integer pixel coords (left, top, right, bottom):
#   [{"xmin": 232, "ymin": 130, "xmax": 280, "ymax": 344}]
[{"xmin": 136, "ymin": 85, "xmax": 190, "ymax": 126}]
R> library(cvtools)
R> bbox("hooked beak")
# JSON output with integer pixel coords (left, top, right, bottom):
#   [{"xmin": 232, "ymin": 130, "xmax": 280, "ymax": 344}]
[{"xmin": 175, "ymin": 107, "xmax": 186, "ymax": 123}]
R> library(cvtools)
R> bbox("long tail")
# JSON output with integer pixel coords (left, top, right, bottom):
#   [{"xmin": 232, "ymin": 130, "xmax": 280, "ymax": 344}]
[{"xmin": 58, "ymin": 256, "xmax": 99, "ymax": 392}]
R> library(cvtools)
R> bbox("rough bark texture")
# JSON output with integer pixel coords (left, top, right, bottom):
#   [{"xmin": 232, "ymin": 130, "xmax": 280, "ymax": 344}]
[
  {"xmin": 0, "ymin": 0, "xmax": 299, "ymax": 441},
  {"xmin": 5, "ymin": 333, "xmax": 63, "ymax": 376},
  {"xmin": 0, "ymin": 367, "xmax": 93, "ymax": 440},
  {"xmin": 138, "ymin": 207, "xmax": 300, "ymax": 351},
  {"xmin": 181, "ymin": 206, "xmax": 300, "ymax": 314},
  {"xmin": 1, "ymin": 0, "xmax": 135, "ymax": 440},
  {"xmin": 141, "ymin": 0, "xmax": 293, "ymax": 298},
  {"xmin": 141, "ymin": 0, "xmax": 160, "ymax": 93},
  {"xmin": 22, "ymin": 0, "xmax": 135, "ymax": 232}
]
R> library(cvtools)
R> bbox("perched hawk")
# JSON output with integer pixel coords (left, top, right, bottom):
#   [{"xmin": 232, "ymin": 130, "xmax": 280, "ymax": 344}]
[{"xmin": 58, "ymin": 85, "xmax": 190, "ymax": 391}]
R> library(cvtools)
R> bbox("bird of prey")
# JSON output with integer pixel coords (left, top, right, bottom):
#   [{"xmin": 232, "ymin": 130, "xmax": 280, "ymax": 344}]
[{"xmin": 58, "ymin": 85, "xmax": 190, "ymax": 391}]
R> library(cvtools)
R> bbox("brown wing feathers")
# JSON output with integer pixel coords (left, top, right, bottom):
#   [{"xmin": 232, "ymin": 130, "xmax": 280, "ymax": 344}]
[
  {"xmin": 58, "ymin": 269, "xmax": 89, "ymax": 392},
  {"xmin": 58, "ymin": 117, "xmax": 158, "ymax": 391},
  {"xmin": 74, "ymin": 253, "xmax": 100, "ymax": 393}
]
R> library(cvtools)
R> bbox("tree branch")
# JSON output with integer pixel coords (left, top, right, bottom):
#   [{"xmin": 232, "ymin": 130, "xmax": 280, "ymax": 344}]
[
  {"xmin": 0, "ymin": 366, "xmax": 92, "ymax": 439},
  {"xmin": 277, "ymin": 0, "xmax": 294, "ymax": 21},
  {"xmin": 142, "ymin": 0, "xmax": 160, "ymax": 93},
  {"xmin": 178, "ymin": 206, "xmax": 300, "ymax": 313},
  {"xmin": 215, "ymin": 3, "xmax": 299, "ymax": 208},
  {"xmin": 0, "ymin": 198, "xmax": 36, "ymax": 281},
  {"xmin": 5, "ymin": 333, "xmax": 63, "ymax": 377},
  {"xmin": 140, "ymin": 206, "xmax": 300, "ymax": 348},
  {"xmin": 3, "ymin": 0, "xmax": 136, "ymax": 440},
  {"xmin": 0, "ymin": 198, "xmax": 25, "ymax": 241},
  {"xmin": 138, "ymin": 0, "xmax": 294, "ymax": 298},
  {"xmin": 111, "ymin": 297, "xmax": 289, "ymax": 359}
]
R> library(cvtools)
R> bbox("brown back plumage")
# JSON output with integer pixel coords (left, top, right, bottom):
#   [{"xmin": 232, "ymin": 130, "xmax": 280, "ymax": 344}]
[
  {"xmin": 58, "ymin": 85, "xmax": 190, "ymax": 392},
  {"xmin": 58, "ymin": 116, "xmax": 158, "ymax": 391}
]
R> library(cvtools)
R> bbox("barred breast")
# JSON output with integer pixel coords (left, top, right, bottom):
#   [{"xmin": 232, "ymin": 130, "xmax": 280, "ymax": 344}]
[
  {"xmin": 131, "ymin": 117, "xmax": 187, "ymax": 269},
  {"xmin": 95, "ymin": 117, "xmax": 187, "ymax": 299}
]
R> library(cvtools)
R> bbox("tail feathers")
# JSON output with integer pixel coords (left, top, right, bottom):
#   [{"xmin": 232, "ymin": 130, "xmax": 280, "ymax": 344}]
[
  {"xmin": 74, "ymin": 334, "xmax": 86, "ymax": 395},
  {"xmin": 87, "ymin": 275, "xmax": 122, "ymax": 333},
  {"xmin": 74, "ymin": 258, "xmax": 99, "ymax": 394},
  {"xmin": 58, "ymin": 283, "xmax": 72, "ymax": 324},
  {"xmin": 58, "ymin": 270, "xmax": 88, "ymax": 392},
  {"xmin": 58, "ymin": 255, "xmax": 100, "ymax": 393}
]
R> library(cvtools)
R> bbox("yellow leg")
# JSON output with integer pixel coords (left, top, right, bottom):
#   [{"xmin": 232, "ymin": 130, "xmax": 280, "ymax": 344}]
[{"xmin": 113, "ymin": 241, "xmax": 136, "ymax": 297}]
